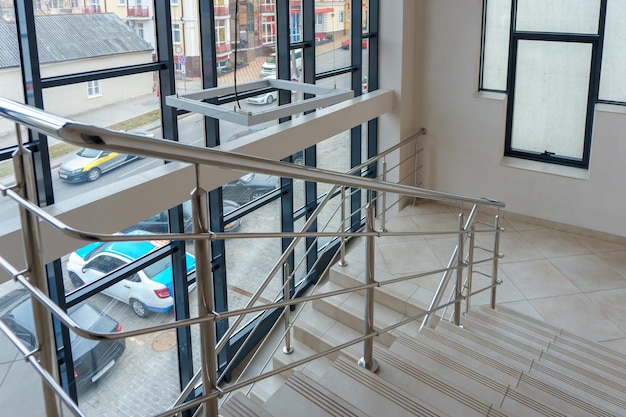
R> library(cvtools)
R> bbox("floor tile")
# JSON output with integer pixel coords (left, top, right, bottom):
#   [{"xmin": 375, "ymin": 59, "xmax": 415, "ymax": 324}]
[
  {"xmin": 500, "ymin": 259, "xmax": 580, "ymax": 299},
  {"xmin": 378, "ymin": 240, "xmax": 443, "ymax": 276},
  {"xmin": 496, "ymin": 300, "xmax": 545, "ymax": 321},
  {"xmin": 530, "ymin": 293, "xmax": 626, "ymax": 342},
  {"xmin": 477, "ymin": 231, "xmax": 544, "ymax": 264},
  {"xmin": 573, "ymin": 235, "xmax": 626, "ymax": 254},
  {"xmin": 549, "ymin": 254, "xmax": 626, "ymax": 293},
  {"xmin": 521, "ymin": 229, "xmax": 591, "ymax": 258},
  {"xmin": 584, "ymin": 288, "xmax": 626, "ymax": 333},
  {"xmin": 595, "ymin": 250, "xmax": 626, "ymax": 279}
]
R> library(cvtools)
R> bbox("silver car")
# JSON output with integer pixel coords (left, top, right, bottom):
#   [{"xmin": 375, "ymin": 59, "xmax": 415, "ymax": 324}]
[{"xmin": 58, "ymin": 148, "xmax": 139, "ymax": 182}]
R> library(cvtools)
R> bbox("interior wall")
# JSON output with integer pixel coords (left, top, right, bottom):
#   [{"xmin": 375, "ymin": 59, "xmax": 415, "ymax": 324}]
[{"xmin": 417, "ymin": 0, "xmax": 626, "ymax": 237}]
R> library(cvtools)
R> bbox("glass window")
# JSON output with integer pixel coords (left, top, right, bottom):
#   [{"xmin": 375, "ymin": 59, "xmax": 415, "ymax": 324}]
[
  {"xmin": 516, "ymin": 0, "xmax": 600, "ymax": 34},
  {"xmin": 71, "ymin": 0, "xmax": 79, "ymax": 7},
  {"xmin": 87, "ymin": 80, "xmax": 102, "ymax": 98},
  {"xmin": 480, "ymin": 0, "xmax": 511, "ymax": 91},
  {"xmin": 509, "ymin": 40, "xmax": 592, "ymax": 161},
  {"xmin": 599, "ymin": 0, "xmax": 626, "ymax": 103},
  {"xmin": 172, "ymin": 23, "xmax": 181, "ymax": 44}
]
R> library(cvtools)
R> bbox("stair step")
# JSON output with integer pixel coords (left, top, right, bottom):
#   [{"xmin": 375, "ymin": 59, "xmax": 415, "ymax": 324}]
[
  {"xmin": 487, "ymin": 305, "xmax": 626, "ymax": 368},
  {"xmin": 262, "ymin": 370, "xmax": 368, "ymax": 417},
  {"xmin": 461, "ymin": 314, "xmax": 626, "ymax": 396},
  {"xmin": 329, "ymin": 259, "xmax": 428, "ymax": 318},
  {"xmin": 433, "ymin": 320, "xmax": 625, "ymax": 415},
  {"xmin": 292, "ymin": 302, "xmax": 364, "ymax": 360},
  {"xmin": 220, "ymin": 392, "xmax": 270, "ymax": 417},
  {"xmin": 248, "ymin": 374, "xmax": 286, "ymax": 405},
  {"xmin": 323, "ymin": 356, "xmax": 450, "ymax": 417},
  {"xmin": 271, "ymin": 339, "xmax": 334, "ymax": 381},
  {"xmin": 312, "ymin": 280, "xmax": 420, "ymax": 347},
  {"xmin": 370, "ymin": 346, "xmax": 510, "ymax": 416},
  {"xmin": 389, "ymin": 335, "xmax": 578, "ymax": 417}
]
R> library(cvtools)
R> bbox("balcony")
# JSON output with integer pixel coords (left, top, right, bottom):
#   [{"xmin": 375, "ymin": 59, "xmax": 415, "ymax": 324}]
[
  {"xmin": 214, "ymin": 5, "xmax": 229, "ymax": 16},
  {"xmin": 260, "ymin": 3, "xmax": 275, "ymax": 13},
  {"xmin": 82, "ymin": 6, "xmax": 101, "ymax": 13},
  {"xmin": 127, "ymin": 6, "xmax": 149, "ymax": 17}
]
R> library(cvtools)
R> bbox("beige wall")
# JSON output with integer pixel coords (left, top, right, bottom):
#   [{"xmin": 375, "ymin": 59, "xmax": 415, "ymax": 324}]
[{"xmin": 414, "ymin": 0, "xmax": 626, "ymax": 237}]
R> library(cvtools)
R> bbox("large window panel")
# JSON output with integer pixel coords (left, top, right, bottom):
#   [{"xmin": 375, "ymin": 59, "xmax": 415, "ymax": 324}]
[
  {"xmin": 599, "ymin": 0, "xmax": 626, "ymax": 103},
  {"xmin": 60, "ymin": 239, "xmax": 193, "ymax": 416},
  {"xmin": 515, "ymin": 0, "xmax": 600, "ymax": 33},
  {"xmin": 42, "ymin": 72, "xmax": 162, "ymax": 197},
  {"xmin": 480, "ymin": 0, "xmax": 511, "ymax": 91},
  {"xmin": 509, "ymin": 40, "xmax": 593, "ymax": 161}
]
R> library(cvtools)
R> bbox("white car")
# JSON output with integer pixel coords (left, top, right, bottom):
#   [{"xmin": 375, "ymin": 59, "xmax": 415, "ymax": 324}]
[
  {"xmin": 66, "ymin": 236, "xmax": 196, "ymax": 318},
  {"xmin": 246, "ymin": 75, "xmax": 278, "ymax": 105}
]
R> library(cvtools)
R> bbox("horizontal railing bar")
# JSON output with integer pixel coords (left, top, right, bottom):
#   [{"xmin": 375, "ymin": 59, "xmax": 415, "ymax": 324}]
[
  {"xmin": 0, "ymin": 319, "xmax": 86, "ymax": 417},
  {"xmin": 0, "ymin": 98, "xmax": 503, "ymax": 208}
]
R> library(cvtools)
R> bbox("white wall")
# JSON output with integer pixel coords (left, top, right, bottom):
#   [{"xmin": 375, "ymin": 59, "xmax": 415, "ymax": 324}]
[{"xmin": 416, "ymin": 0, "xmax": 626, "ymax": 237}]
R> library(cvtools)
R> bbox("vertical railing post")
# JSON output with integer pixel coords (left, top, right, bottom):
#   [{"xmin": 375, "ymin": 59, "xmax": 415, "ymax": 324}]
[
  {"xmin": 379, "ymin": 158, "xmax": 387, "ymax": 233},
  {"xmin": 454, "ymin": 212, "xmax": 464, "ymax": 326},
  {"xmin": 282, "ymin": 263, "xmax": 294, "ymax": 354},
  {"xmin": 413, "ymin": 137, "xmax": 420, "ymax": 205},
  {"xmin": 465, "ymin": 223, "xmax": 475, "ymax": 315},
  {"xmin": 13, "ymin": 135, "xmax": 60, "ymax": 417},
  {"xmin": 190, "ymin": 167, "xmax": 219, "ymax": 417},
  {"xmin": 338, "ymin": 186, "xmax": 348, "ymax": 267},
  {"xmin": 358, "ymin": 204, "xmax": 379, "ymax": 372},
  {"xmin": 491, "ymin": 213, "xmax": 501, "ymax": 309}
]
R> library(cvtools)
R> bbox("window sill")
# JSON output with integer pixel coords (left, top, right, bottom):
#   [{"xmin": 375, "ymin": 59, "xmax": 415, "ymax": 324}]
[
  {"xmin": 596, "ymin": 102, "xmax": 626, "ymax": 115},
  {"xmin": 500, "ymin": 156, "xmax": 589, "ymax": 180},
  {"xmin": 474, "ymin": 90, "xmax": 506, "ymax": 101}
]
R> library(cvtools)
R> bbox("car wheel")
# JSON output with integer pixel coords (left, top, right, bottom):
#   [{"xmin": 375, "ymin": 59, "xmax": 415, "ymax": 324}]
[
  {"xmin": 130, "ymin": 298, "xmax": 148, "ymax": 318},
  {"xmin": 266, "ymin": 95, "xmax": 274, "ymax": 104},
  {"xmin": 87, "ymin": 168, "xmax": 101, "ymax": 182},
  {"xmin": 69, "ymin": 272, "xmax": 84, "ymax": 288}
]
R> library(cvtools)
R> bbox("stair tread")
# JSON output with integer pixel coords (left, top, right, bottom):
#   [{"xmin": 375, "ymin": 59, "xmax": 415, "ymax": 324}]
[
  {"xmin": 322, "ymin": 356, "xmax": 451, "ymax": 417},
  {"xmin": 486, "ymin": 305, "xmax": 626, "ymax": 364},
  {"xmin": 220, "ymin": 392, "xmax": 272, "ymax": 417},
  {"xmin": 461, "ymin": 314, "xmax": 626, "ymax": 391},
  {"xmin": 262, "ymin": 370, "xmax": 369, "ymax": 417}
]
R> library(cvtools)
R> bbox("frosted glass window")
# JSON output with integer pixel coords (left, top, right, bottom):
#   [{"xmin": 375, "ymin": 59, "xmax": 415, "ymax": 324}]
[
  {"xmin": 516, "ymin": 0, "xmax": 600, "ymax": 34},
  {"xmin": 599, "ymin": 0, "xmax": 626, "ymax": 102},
  {"xmin": 510, "ymin": 41, "xmax": 592, "ymax": 159},
  {"xmin": 481, "ymin": 0, "xmax": 511, "ymax": 91}
]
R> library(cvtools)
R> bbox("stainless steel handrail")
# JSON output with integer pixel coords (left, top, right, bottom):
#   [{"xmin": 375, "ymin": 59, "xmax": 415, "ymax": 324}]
[
  {"xmin": 0, "ymin": 98, "xmax": 503, "ymax": 209},
  {"xmin": 0, "ymin": 98, "xmax": 506, "ymax": 417}
]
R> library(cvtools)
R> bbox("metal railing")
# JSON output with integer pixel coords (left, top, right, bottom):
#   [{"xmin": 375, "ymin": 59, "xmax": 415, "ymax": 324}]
[{"xmin": 0, "ymin": 97, "xmax": 505, "ymax": 417}]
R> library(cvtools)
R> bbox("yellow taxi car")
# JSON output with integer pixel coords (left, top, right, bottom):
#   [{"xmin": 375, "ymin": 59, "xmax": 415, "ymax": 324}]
[{"xmin": 58, "ymin": 148, "xmax": 140, "ymax": 183}]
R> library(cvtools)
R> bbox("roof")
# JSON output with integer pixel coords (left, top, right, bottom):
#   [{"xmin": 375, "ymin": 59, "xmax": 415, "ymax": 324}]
[{"xmin": 0, "ymin": 13, "xmax": 153, "ymax": 69}]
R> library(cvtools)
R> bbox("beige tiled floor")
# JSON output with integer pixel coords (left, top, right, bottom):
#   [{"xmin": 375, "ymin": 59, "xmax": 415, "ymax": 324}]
[{"xmin": 346, "ymin": 201, "xmax": 626, "ymax": 354}]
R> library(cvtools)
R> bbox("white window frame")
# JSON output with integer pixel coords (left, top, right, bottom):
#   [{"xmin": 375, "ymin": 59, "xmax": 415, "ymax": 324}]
[
  {"xmin": 87, "ymin": 80, "xmax": 102, "ymax": 98},
  {"xmin": 172, "ymin": 23, "xmax": 181, "ymax": 44}
]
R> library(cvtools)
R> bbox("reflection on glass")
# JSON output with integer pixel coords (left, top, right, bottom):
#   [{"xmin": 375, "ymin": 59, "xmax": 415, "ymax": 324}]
[
  {"xmin": 315, "ymin": 0, "xmax": 350, "ymax": 72},
  {"xmin": 44, "ymin": 73, "xmax": 162, "ymax": 199},
  {"xmin": 224, "ymin": 198, "xmax": 282, "ymax": 330},
  {"xmin": 222, "ymin": 171, "xmax": 280, "ymax": 205},
  {"xmin": 32, "ymin": 8, "xmax": 156, "ymax": 77}
]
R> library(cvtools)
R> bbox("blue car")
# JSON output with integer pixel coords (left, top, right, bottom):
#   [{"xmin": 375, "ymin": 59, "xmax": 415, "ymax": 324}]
[{"xmin": 66, "ymin": 235, "xmax": 196, "ymax": 318}]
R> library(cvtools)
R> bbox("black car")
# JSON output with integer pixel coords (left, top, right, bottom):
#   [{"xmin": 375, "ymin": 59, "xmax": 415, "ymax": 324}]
[
  {"xmin": 0, "ymin": 288, "xmax": 126, "ymax": 392},
  {"xmin": 123, "ymin": 199, "xmax": 242, "ymax": 235},
  {"xmin": 223, "ymin": 172, "xmax": 280, "ymax": 204}
]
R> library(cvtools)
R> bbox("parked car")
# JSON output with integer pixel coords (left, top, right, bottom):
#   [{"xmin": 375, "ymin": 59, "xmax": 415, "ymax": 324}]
[
  {"xmin": 341, "ymin": 39, "xmax": 368, "ymax": 49},
  {"xmin": 0, "ymin": 288, "xmax": 125, "ymax": 391},
  {"xmin": 123, "ymin": 200, "xmax": 241, "ymax": 235},
  {"xmin": 246, "ymin": 75, "xmax": 278, "ymax": 105},
  {"xmin": 66, "ymin": 234, "xmax": 196, "ymax": 318},
  {"xmin": 259, "ymin": 51, "xmax": 302, "ymax": 78},
  {"xmin": 58, "ymin": 147, "xmax": 140, "ymax": 183},
  {"xmin": 222, "ymin": 172, "xmax": 280, "ymax": 204}
]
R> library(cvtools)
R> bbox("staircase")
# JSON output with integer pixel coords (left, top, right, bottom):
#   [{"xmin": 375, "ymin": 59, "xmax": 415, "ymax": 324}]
[{"xmin": 219, "ymin": 236, "xmax": 626, "ymax": 416}]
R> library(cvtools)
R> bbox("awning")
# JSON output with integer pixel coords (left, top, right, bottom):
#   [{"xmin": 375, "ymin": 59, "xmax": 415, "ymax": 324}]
[{"xmin": 315, "ymin": 8, "xmax": 334, "ymax": 14}]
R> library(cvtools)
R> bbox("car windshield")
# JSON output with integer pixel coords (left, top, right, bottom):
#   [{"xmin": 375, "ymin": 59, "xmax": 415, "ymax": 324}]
[
  {"xmin": 142, "ymin": 257, "xmax": 171, "ymax": 279},
  {"xmin": 76, "ymin": 148, "xmax": 101, "ymax": 158}
]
